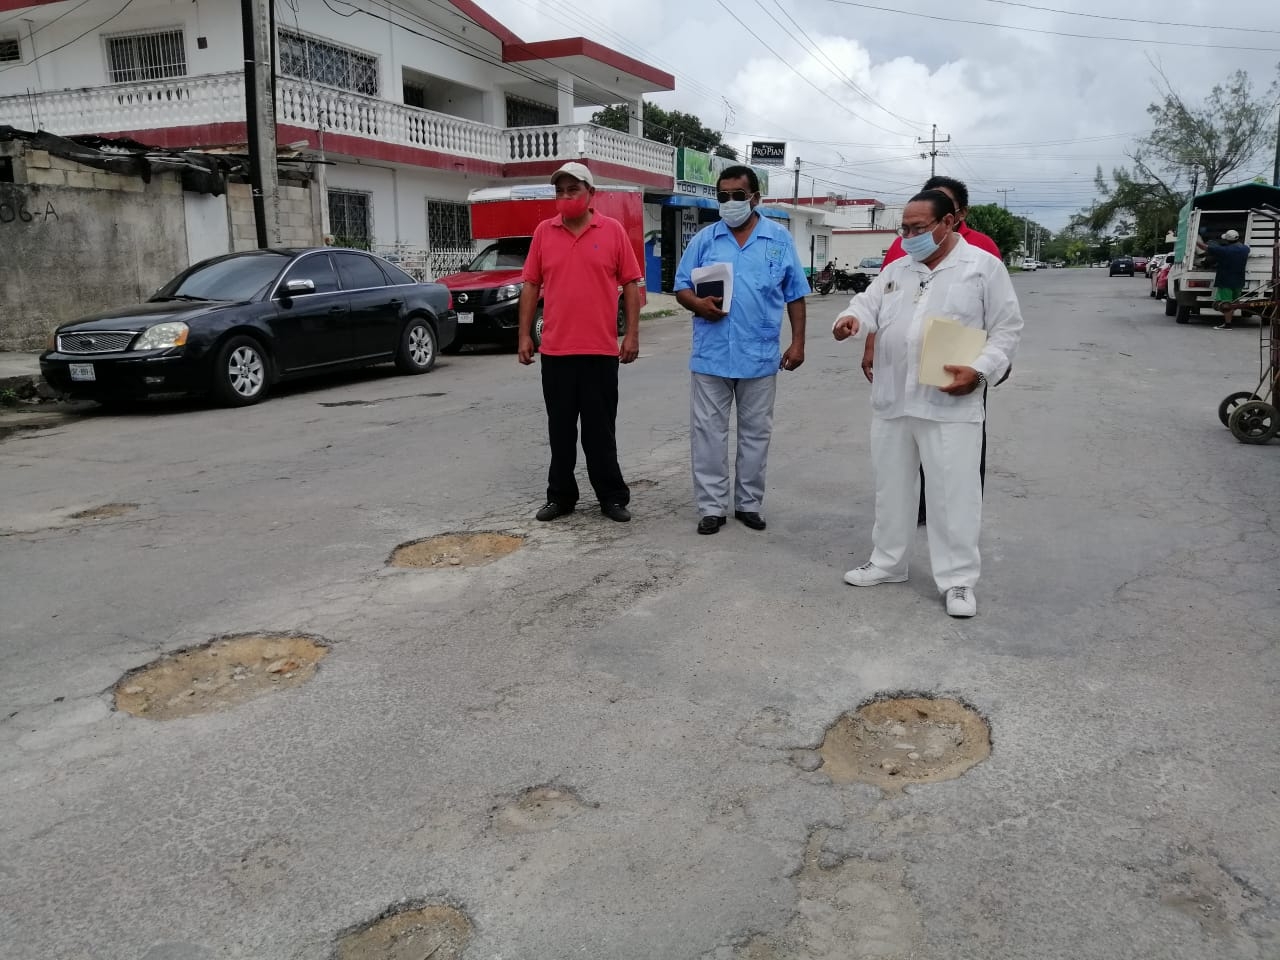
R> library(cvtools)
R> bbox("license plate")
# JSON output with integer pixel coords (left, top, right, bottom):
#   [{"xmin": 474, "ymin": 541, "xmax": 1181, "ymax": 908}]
[
  {"xmin": 457, "ymin": 311, "xmax": 474, "ymax": 324},
  {"xmin": 70, "ymin": 363, "xmax": 96, "ymax": 382}
]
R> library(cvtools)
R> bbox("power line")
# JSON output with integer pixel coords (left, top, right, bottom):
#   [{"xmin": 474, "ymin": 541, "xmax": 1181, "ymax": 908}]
[
  {"xmin": 761, "ymin": 0, "xmax": 927, "ymax": 130},
  {"xmin": 713, "ymin": 0, "xmax": 921, "ymax": 138},
  {"xmin": 976, "ymin": 0, "xmax": 1280, "ymax": 35},
  {"xmin": 823, "ymin": 0, "xmax": 1280, "ymax": 52},
  {"xmin": 0, "ymin": 0, "xmax": 97, "ymax": 35}
]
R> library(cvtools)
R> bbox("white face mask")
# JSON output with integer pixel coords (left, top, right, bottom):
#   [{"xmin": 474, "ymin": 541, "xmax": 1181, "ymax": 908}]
[{"xmin": 719, "ymin": 199, "xmax": 754, "ymax": 228}]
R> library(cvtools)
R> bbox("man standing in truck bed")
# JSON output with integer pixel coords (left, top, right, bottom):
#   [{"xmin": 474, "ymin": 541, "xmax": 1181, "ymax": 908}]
[
  {"xmin": 1207, "ymin": 229, "xmax": 1251, "ymax": 330},
  {"xmin": 518, "ymin": 162, "xmax": 643, "ymax": 523}
]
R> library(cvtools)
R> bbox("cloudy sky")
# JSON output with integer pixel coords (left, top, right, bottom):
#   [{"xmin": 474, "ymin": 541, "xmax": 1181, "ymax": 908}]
[{"xmin": 481, "ymin": 0, "xmax": 1280, "ymax": 229}]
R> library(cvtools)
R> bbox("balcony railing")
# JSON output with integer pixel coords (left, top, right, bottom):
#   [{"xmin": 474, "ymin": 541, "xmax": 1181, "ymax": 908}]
[{"xmin": 0, "ymin": 71, "xmax": 675, "ymax": 182}]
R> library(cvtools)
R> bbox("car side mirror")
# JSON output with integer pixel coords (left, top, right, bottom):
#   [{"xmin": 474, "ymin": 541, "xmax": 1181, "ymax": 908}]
[{"xmin": 284, "ymin": 278, "xmax": 315, "ymax": 296}]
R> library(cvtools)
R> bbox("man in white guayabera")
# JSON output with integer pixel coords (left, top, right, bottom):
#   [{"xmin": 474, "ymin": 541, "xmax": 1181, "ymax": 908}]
[{"xmin": 832, "ymin": 189, "xmax": 1023, "ymax": 618}]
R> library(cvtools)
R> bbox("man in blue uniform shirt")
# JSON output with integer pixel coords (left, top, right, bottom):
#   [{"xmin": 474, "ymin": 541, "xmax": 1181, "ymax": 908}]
[{"xmin": 674, "ymin": 165, "xmax": 809, "ymax": 535}]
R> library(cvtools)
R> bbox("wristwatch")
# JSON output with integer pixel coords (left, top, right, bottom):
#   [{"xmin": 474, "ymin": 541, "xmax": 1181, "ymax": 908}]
[{"xmin": 974, "ymin": 372, "xmax": 987, "ymax": 386}]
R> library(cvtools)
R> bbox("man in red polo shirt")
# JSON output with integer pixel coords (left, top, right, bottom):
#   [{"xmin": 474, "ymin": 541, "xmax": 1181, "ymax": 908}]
[
  {"xmin": 861, "ymin": 176, "xmax": 1002, "ymax": 524},
  {"xmin": 518, "ymin": 162, "xmax": 643, "ymax": 523}
]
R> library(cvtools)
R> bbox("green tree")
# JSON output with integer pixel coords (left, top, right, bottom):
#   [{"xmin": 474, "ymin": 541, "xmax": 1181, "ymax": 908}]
[
  {"xmin": 1077, "ymin": 153, "xmax": 1183, "ymax": 253},
  {"xmin": 1143, "ymin": 64, "xmax": 1280, "ymax": 191},
  {"xmin": 592, "ymin": 101, "xmax": 736, "ymax": 159},
  {"xmin": 965, "ymin": 204, "xmax": 1022, "ymax": 258}
]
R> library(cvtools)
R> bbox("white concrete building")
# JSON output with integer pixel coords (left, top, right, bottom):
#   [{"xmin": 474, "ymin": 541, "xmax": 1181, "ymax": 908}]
[{"xmin": 0, "ymin": 0, "xmax": 675, "ymax": 270}]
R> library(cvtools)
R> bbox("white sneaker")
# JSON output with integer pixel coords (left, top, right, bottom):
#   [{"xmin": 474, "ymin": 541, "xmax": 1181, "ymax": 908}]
[
  {"xmin": 843, "ymin": 562, "xmax": 908, "ymax": 587},
  {"xmin": 945, "ymin": 586, "xmax": 977, "ymax": 618}
]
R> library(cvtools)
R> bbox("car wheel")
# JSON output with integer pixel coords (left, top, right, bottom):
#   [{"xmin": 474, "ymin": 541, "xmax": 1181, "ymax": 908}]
[
  {"xmin": 1164, "ymin": 296, "xmax": 1177, "ymax": 316},
  {"xmin": 532, "ymin": 307, "xmax": 544, "ymax": 348},
  {"xmin": 396, "ymin": 318, "xmax": 437, "ymax": 374},
  {"xmin": 1175, "ymin": 301, "xmax": 1191, "ymax": 324},
  {"xmin": 213, "ymin": 335, "xmax": 270, "ymax": 406},
  {"xmin": 616, "ymin": 299, "xmax": 627, "ymax": 337}
]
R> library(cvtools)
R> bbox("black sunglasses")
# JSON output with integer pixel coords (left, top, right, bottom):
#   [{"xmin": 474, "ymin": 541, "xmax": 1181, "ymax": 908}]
[{"xmin": 716, "ymin": 190, "xmax": 755, "ymax": 203}]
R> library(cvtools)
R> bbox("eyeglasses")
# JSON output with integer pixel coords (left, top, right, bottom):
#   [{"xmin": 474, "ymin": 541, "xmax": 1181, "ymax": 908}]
[
  {"xmin": 716, "ymin": 190, "xmax": 755, "ymax": 203},
  {"xmin": 898, "ymin": 220, "xmax": 939, "ymax": 238}
]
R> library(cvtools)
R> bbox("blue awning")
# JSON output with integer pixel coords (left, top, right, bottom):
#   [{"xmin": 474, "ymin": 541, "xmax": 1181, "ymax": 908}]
[{"xmin": 657, "ymin": 194, "xmax": 717, "ymax": 208}]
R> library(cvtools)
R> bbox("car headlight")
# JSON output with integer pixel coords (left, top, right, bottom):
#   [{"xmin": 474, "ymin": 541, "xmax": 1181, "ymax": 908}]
[
  {"xmin": 47, "ymin": 329, "xmax": 58, "ymax": 351},
  {"xmin": 496, "ymin": 283, "xmax": 523, "ymax": 301},
  {"xmin": 132, "ymin": 322, "xmax": 190, "ymax": 351}
]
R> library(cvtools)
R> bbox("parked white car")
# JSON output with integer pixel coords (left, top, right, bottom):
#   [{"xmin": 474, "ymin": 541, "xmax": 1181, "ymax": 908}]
[
  {"xmin": 1020, "ymin": 258, "xmax": 1038, "ymax": 271},
  {"xmin": 855, "ymin": 256, "xmax": 883, "ymax": 277}
]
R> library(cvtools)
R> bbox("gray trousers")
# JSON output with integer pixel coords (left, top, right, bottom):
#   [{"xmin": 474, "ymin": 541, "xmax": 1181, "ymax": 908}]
[{"xmin": 690, "ymin": 372, "xmax": 777, "ymax": 517}]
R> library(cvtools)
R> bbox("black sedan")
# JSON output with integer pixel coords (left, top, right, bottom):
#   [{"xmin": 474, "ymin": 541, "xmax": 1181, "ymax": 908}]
[
  {"xmin": 1108, "ymin": 256, "xmax": 1135, "ymax": 277},
  {"xmin": 40, "ymin": 248, "xmax": 458, "ymax": 406}
]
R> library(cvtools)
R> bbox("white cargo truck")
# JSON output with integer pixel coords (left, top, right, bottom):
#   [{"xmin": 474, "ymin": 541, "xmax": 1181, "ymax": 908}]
[{"xmin": 1165, "ymin": 183, "xmax": 1280, "ymax": 324}]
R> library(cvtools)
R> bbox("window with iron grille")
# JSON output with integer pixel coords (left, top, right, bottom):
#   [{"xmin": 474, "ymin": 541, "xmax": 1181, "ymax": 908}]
[
  {"xmin": 328, "ymin": 189, "xmax": 372, "ymax": 250},
  {"xmin": 505, "ymin": 94, "xmax": 557, "ymax": 128},
  {"xmin": 104, "ymin": 29, "xmax": 186, "ymax": 84},
  {"xmin": 814, "ymin": 234, "xmax": 829, "ymax": 262},
  {"xmin": 0, "ymin": 35, "xmax": 20, "ymax": 64},
  {"xmin": 279, "ymin": 29, "xmax": 378, "ymax": 96},
  {"xmin": 427, "ymin": 199, "xmax": 471, "ymax": 247}
]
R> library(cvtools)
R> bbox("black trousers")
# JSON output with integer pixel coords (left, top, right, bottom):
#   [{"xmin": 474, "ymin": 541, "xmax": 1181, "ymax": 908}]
[{"xmin": 540, "ymin": 354, "xmax": 629, "ymax": 508}]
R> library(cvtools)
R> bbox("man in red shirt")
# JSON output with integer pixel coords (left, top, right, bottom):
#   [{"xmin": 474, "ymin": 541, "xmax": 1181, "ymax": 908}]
[
  {"xmin": 861, "ymin": 176, "xmax": 1002, "ymax": 524},
  {"xmin": 518, "ymin": 162, "xmax": 643, "ymax": 523}
]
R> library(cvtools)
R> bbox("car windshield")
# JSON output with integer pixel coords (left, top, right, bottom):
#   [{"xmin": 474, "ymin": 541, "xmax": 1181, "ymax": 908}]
[
  {"xmin": 154, "ymin": 253, "xmax": 290, "ymax": 302},
  {"xmin": 859, "ymin": 258, "xmax": 882, "ymax": 268},
  {"xmin": 465, "ymin": 238, "xmax": 532, "ymax": 272}
]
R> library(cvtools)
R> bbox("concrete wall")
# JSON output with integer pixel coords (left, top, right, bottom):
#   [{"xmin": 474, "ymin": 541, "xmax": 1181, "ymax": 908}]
[
  {"xmin": 0, "ymin": 140, "xmax": 324, "ymax": 351},
  {"xmin": 0, "ymin": 146, "xmax": 190, "ymax": 351},
  {"xmin": 226, "ymin": 182, "xmax": 322, "ymax": 252},
  {"xmin": 326, "ymin": 161, "xmax": 474, "ymax": 247}
]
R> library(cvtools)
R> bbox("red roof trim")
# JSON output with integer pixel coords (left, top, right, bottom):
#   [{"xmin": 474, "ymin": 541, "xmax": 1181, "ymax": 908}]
[
  {"xmin": 831, "ymin": 228, "xmax": 898, "ymax": 234},
  {"xmin": 0, "ymin": 0, "xmax": 62, "ymax": 11},
  {"xmin": 442, "ymin": 0, "xmax": 523, "ymax": 47},
  {"xmin": 503, "ymin": 37, "xmax": 674, "ymax": 91}
]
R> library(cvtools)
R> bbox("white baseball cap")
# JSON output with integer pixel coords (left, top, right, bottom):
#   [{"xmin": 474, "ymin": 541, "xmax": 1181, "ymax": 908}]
[
  {"xmin": 1222, "ymin": 229, "xmax": 1240, "ymax": 241},
  {"xmin": 549, "ymin": 161, "xmax": 594, "ymax": 188}
]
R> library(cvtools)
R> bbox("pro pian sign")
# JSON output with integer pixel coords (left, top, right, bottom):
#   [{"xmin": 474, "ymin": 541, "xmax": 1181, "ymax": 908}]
[{"xmin": 749, "ymin": 141, "xmax": 787, "ymax": 167}]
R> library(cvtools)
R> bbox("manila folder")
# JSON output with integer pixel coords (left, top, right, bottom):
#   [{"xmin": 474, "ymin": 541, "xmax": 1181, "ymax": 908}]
[{"xmin": 918, "ymin": 316, "xmax": 987, "ymax": 387}]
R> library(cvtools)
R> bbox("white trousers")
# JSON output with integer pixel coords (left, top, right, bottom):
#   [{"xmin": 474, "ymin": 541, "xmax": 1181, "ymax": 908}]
[
  {"xmin": 691, "ymin": 373, "xmax": 777, "ymax": 516},
  {"xmin": 869, "ymin": 416, "xmax": 983, "ymax": 592}
]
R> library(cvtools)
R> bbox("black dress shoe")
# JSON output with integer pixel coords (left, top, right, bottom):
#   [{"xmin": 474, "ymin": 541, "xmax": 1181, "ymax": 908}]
[
  {"xmin": 697, "ymin": 516, "xmax": 727, "ymax": 535},
  {"xmin": 535, "ymin": 501, "xmax": 574, "ymax": 521},
  {"xmin": 734, "ymin": 510, "xmax": 766, "ymax": 531},
  {"xmin": 601, "ymin": 502, "xmax": 631, "ymax": 522}
]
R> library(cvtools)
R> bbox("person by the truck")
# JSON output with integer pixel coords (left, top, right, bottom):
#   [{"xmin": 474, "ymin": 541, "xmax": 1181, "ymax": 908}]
[
  {"xmin": 518, "ymin": 161, "xmax": 643, "ymax": 523},
  {"xmin": 1206, "ymin": 229, "xmax": 1251, "ymax": 330}
]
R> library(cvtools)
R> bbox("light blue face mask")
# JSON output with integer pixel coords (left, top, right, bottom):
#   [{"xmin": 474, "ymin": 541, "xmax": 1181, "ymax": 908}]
[
  {"xmin": 719, "ymin": 199, "xmax": 754, "ymax": 228},
  {"xmin": 902, "ymin": 226, "xmax": 941, "ymax": 261}
]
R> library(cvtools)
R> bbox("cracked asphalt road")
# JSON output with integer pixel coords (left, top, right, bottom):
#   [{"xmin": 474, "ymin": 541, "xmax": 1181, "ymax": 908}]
[{"xmin": 1, "ymin": 269, "xmax": 1277, "ymax": 959}]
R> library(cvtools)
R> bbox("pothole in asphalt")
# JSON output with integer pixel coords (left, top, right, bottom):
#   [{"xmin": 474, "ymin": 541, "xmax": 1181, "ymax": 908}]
[
  {"xmin": 114, "ymin": 633, "xmax": 328, "ymax": 720},
  {"xmin": 335, "ymin": 902, "xmax": 472, "ymax": 960},
  {"xmin": 814, "ymin": 694, "xmax": 990, "ymax": 792},
  {"xmin": 389, "ymin": 532, "xmax": 525, "ymax": 569},
  {"xmin": 492, "ymin": 785, "xmax": 592, "ymax": 834},
  {"xmin": 68, "ymin": 502, "xmax": 138, "ymax": 520}
]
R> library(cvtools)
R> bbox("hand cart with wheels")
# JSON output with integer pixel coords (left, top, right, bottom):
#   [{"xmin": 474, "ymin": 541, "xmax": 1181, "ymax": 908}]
[{"xmin": 1217, "ymin": 205, "xmax": 1280, "ymax": 444}]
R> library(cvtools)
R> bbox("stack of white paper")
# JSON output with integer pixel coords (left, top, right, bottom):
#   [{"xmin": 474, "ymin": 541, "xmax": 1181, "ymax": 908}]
[{"xmin": 690, "ymin": 262, "xmax": 734, "ymax": 312}]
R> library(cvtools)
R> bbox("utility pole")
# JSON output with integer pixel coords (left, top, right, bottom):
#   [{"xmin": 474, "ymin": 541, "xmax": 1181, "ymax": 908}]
[
  {"xmin": 918, "ymin": 123, "xmax": 950, "ymax": 178},
  {"xmin": 240, "ymin": 0, "xmax": 279, "ymax": 249},
  {"xmin": 1273, "ymin": 105, "xmax": 1279, "ymax": 186},
  {"xmin": 1022, "ymin": 215, "xmax": 1029, "ymax": 256},
  {"xmin": 792, "ymin": 156, "xmax": 801, "ymax": 238},
  {"xmin": 996, "ymin": 187, "xmax": 1014, "ymax": 210}
]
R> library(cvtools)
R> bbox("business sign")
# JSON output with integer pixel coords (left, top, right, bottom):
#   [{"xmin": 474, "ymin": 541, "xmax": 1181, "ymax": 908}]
[
  {"xmin": 675, "ymin": 148, "xmax": 770, "ymax": 194},
  {"xmin": 749, "ymin": 140, "xmax": 786, "ymax": 167}
]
